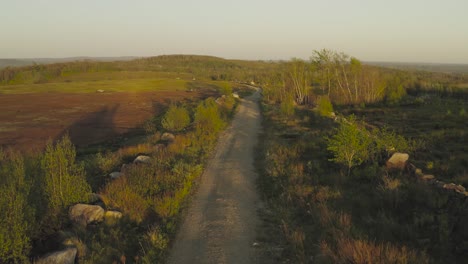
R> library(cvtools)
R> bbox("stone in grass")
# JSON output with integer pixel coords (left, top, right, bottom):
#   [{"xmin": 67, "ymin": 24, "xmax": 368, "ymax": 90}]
[
  {"xmin": 443, "ymin": 183, "xmax": 466, "ymax": 193},
  {"xmin": 69, "ymin": 204, "xmax": 105, "ymax": 226},
  {"xmin": 133, "ymin": 155, "xmax": 151, "ymax": 164},
  {"xmin": 109, "ymin": 171, "xmax": 123, "ymax": 179},
  {"xmin": 161, "ymin": 132, "xmax": 175, "ymax": 142},
  {"xmin": 35, "ymin": 247, "xmax": 77, "ymax": 264},
  {"xmin": 386, "ymin": 152, "xmax": 409, "ymax": 170},
  {"xmin": 105, "ymin": 211, "xmax": 123, "ymax": 225}
]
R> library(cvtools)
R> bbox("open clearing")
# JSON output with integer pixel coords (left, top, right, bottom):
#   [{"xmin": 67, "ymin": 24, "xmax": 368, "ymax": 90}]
[
  {"xmin": 0, "ymin": 89, "xmax": 213, "ymax": 151},
  {"xmin": 168, "ymin": 90, "xmax": 262, "ymax": 264}
]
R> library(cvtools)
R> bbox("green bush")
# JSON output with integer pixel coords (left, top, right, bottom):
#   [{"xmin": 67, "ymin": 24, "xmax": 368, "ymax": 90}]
[
  {"xmin": 161, "ymin": 104, "xmax": 191, "ymax": 132},
  {"xmin": 42, "ymin": 135, "xmax": 91, "ymax": 213},
  {"xmin": 219, "ymin": 82, "xmax": 232, "ymax": 96},
  {"xmin": 316, "ymin": 96, "xmax": 334, "ymax": 117},
  {"xmin": 194, "ymin": 98, "xmax": 225, "ymax": 137},
  {"xmin": 326, "ymin": 116, "xmax": 372, "ymax": 174},
  {"xmin": 0, "ymin": 150, "xmax": 31, "ymax": 263}
]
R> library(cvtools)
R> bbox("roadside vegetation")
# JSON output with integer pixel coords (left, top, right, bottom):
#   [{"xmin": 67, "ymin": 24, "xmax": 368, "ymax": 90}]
[
  {"xmin": 256, "ymin": 50, "xmax": 468, "ymax": 263},
  {"xmin": 0, "ymin": 77, "xmax": 240, "ymax": 263},
  {"xmin": 1, "ymin": 53, "xmax": 467, "ymax": 263}
]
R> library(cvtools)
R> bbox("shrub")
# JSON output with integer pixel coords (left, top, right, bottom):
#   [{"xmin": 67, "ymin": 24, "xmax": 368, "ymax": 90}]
[
  {"xmin": 194, "ymin": 98, "xmax": 225, "ymax": 137},
  {"xmin": 316, "ymin": 96, "xmax": 334, "ymax": 117},
  {"xmin": 161, "ymin": 104, "xmax": 191, "ymax": 132},
  {"xmin": 41, "ymin": 135, "xmax": 91, "ymax": 212},
  {"xmin": 326, "ymin": 116, "xmax": 372, "ymax": 175},
  {"xmin": 101, "ymin": 177, "xmax": 149, "ymax": 223},
  {"xmin": 140, "ymin": 226, "xmax": 169, "ymax": 263},
  {"xmin": 0, "ymin": 150, "xmax": 31, "ymax": 263},
  {"xmin": 219, "ymin": 82, "xmax": 232, "ymax": 96}
]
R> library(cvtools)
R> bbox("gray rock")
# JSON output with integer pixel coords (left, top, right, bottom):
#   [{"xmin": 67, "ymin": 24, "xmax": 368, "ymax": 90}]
[
  {"xmin": 104, "ymin": 211, "xmax": 123, "ymax": 225},
  {"xmin": 105, "ymin": 210, "xmax": 123, "ymax": 220},
  {"xmin": 386, "ymin": 152, "xmax": 409, "ymax": 170},
  {"xmin": 133, "ymin": 155, "xmax": 151, "ymax": 164},
  {"xmin": 420, "ymin": 174, "xmax": 435, "ymax": 181},
  {"xmin": 35, "ymin": 247, "xmax": 77, "ymax": 264},
  {"xmin": 443, "ymin": 183, "xmax": 466, "ymax": 193},
  {"xmin": 161, "ymin": 132, "xmax": 175, "ymax": 142},
  {"xmin": 109, "ymin": 171, "xmax": 122, "ymax": 179},
  {"xmin": 69, "ymin": 204, "xmax": 105, "ymax": 226}
]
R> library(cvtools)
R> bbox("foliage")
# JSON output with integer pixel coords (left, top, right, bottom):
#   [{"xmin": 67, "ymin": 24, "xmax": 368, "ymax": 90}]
[
  {"xmin": 258, "ymin": 97, "xmax": 466, "ymax": 263},
  {"xmin": 0, "ymin": 150, "xmax": 31, "ymax": 263},
  {"xmin": 326, "ymin": 116, "xmax": 372, "ymax": 174},
  {"xmin": 194, "ymin": 98, "xmax": 225, "ymax": 141},
  {"xmin": 41, "ymin": 135, "xmax": 91, "ymax": 212},
  {"xmin": 285, "ymin": 58, "xmax": 312, "ymax": 105},
  {"xmin": 316, "ymin": 96, "xmax": 334, "ymax": 117},
  {"xmin": 219, "ymin": 82, "xmax": 233, "ymax": 96},
  {"xmin": 161, "ymin": 104, "xmax": 191, "ymax": 132}
]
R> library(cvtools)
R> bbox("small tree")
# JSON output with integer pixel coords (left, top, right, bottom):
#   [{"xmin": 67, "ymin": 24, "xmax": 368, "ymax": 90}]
[
  {"xmin": 0, "ymin": 150, "xmax": 31, "ymax": 263},
  {"xmin": 161, "ymin": 105, "xmax": 191, "ymax": 132},
  {"xmin": 326, "ymin": 116, "xmax": 372, "ymax": 175},
  {"xmin": 42, "ymin": 135, "xmax": 91, "ymax": 212},
  {"xmin": 194, "ymin": 98, "xmax": 225, "ymax": 144},
  {"xmin": 316, "ymin": 96, "xmax": 334, "ymax": 117}
]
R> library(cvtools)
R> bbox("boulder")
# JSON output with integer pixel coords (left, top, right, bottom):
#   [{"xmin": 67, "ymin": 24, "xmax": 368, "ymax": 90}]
[
  {"xmin": 109, "ymin": 171, "xmax": 123, "ymax": 179},
  {"xmin": 104, "ymin": 210, "xmax": 123, "ymax": 225},
  {"xmin": 420, "ymin": 174, "xmax": 435, "ymax": 181},
  {"xmin": 161, "ymin": 132, "xmax": 175, "ymax": 142},
  {"xmin": 232, "ymin": 93, "xmax": 240, "ymax": 99},
  {"xmin": 386, "ymin": 152, "xmax": 409, "ymax": 170},
  {"xmin": 62, "ymin": 237, "xmax": 87, "ymax": 259},
  {"xmin": 35, "ymin": 247, "xmax": 77, "ymax": 264},
  {"xmin": 105, "ymin": 210, "xmax": 123, "ymax": 220},
  {"xmin": 69, "ymin": 204, "xmax": 105, "ymax": 226},
  {"xmin": 443, "ymin": 183, "xmax": 466, "ymax": 193},
  {"xmin": 133, "ymin": 155, "xmax": 151, "ymax": 164}
]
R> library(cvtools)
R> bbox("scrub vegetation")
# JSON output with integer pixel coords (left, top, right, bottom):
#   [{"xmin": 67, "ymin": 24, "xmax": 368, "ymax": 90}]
[{"xmin": 0, "ymin": 53, "xmax": 467, "ymax": 263}]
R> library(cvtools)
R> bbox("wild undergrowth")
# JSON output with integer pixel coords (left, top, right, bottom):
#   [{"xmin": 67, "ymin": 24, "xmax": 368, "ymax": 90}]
[
  {"xmin": 0, "ymin": 92, "xmax": 238, "ymax": 263},
  {"xmin": 257, "ymin": 99, "xmax": 467, "ymax": 263}
]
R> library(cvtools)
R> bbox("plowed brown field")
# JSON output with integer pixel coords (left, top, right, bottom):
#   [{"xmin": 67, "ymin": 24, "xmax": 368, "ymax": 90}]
[{"xmin": 0, "ymin": 90, "xmax": 213, "ymax": 152}]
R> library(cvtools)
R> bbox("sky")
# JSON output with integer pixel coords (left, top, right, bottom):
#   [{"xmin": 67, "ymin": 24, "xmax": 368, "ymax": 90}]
[{"xmin": 1, "ymin": 0, "xmax": 467, "ymax": 63}]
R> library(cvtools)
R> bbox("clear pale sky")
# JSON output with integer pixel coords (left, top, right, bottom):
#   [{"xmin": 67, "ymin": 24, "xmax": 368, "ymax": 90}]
[{"xmin": 1, "ymin": 0, "xmax": 467, "ymax": 63}]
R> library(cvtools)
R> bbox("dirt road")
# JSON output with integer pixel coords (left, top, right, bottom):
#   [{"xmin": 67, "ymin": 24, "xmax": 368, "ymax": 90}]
[{"xmin": 168, "ymin": 90, "xmax": 262, "ymax": 264}]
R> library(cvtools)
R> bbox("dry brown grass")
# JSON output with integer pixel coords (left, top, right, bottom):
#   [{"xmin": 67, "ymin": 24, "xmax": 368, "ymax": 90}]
[{"xmin": 321, "ymin": 234, "xmax": 429, "ymax": 264}]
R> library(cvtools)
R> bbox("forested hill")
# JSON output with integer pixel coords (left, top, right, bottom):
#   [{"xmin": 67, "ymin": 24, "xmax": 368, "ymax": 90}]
[
  {"xmin": 367, "ymin": 61, "xmax": 468, "ymax": 74},
  {"xmin": 0, "ymin": 57, "xmax": 138, "ymax": 69},
  {"xmin": 0, "ymin": 55, "xmax": 282, "ymax": 85}
]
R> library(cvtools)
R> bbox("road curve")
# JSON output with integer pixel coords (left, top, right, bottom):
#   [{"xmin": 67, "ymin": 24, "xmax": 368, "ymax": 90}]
[{"xmin": 167, "ymin": 90, "xmax": 262, "ymax": 264}]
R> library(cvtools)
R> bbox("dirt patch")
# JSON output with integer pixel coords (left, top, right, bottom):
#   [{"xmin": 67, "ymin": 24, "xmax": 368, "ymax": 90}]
[{"xmin": 0, "ymin": 90, "xmax": 214, "ymax": 152}]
